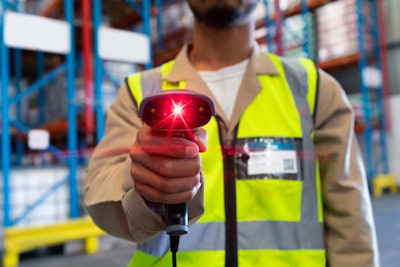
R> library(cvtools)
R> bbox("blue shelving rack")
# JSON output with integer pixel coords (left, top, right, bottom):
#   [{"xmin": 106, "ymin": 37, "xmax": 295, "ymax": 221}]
[
  {"xmin": 262, "ymin": 0, "xmax": 312, "ymax": 58},
  {"xmin": 263, "ymin": 0, "xmax": 284, "ymax": 55},
  {"xmin": 153, "ymin": 0, "xmax": 177, "ymax": 52},
  {"xmin": 92, "ymin": 0, "xmax": 153, "ymax": 143},
  {"xmin": 1, "ymin": 0, "xmax": 155, "ymax": 230},
  {"xmin": 260, "ymin": 0, "xmax": 390, "ymax": 185},
  {"xmin": 356, "ymin": 0, "xmax": 390, "ymax": 184},
  {"xmin": 1, "ymin": 0, "xmax": 78, "ymax": 227}
]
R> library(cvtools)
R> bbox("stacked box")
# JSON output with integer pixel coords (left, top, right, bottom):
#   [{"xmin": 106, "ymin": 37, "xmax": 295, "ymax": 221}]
[
  {"xmin": 261, "ymin": 0, "xmax": 300, "ymax": 15},
  {"xmin": 156, "ymin": 1, "xmax": 193, "ymax": 40},
  {"xmin": 348, "ymin": 92, "xmax": 381, "ymax": 131},
  {"xmin": 132, "ymin": 1, "xmax": 193, "ymax": 46},
  {"xmin": 0, "ymin": 166, "xmax": 89, "ymax": 230},
  {"xmin": 0, "ymin": 166, "xmax": 89, "ymax": 251},
  {"xmin": 0, "ymin": 79, "xmax": 29, "ymax": 133},
  {"xmin": 255, "ymin": 1, "xmax": 317, "ymax": 59},
  {"xmin": 283, "ymin": 13, "xmax": 317, "ymax": 58},
  {"xmin": 7, "ymin": 167, "xmax": 70, "ymax": 227},
  {"xmin": 77, "ymin": 61, "xmax": 137, "ymax": 114},
  {"xmin": 18, "ymin": 60, "xmax": 135, "ymax": 132},
  {"xmin": 317, "ymin": 0, "xmax": 374, "ymax": 61},
  {"xmin": 254, "ymin": 1, "xmax": 268, "ymax": 21},
  {"xmin": 22, "ymin": 0, "xmax": 54, "ymax": 14},
  {"xmin": 16, "ymin": 74, "xmax": 70, "ymax": 127},
  {"xmin": 43, "ymin": 76, "xmax": 69, "ymax": 124}
]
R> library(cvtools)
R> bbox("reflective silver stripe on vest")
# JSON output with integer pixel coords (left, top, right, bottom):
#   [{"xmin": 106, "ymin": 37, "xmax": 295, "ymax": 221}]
[
  {"xmin": 136, "ymin": 58, "xmax": 324, "ymax": 257},
  {"xmin": 139, "ymin": 219, "xmax": 323, "ymax": 257},
  {"xmin": 140, "ymin": 67, "xmax": 163, "ymax": 99},
  {"xmin": 137, "ymin": 232, "xmax": 170, "ymax": 257},
  {"xmin": 238, "ymin": 220, "xmax": 323, "ymax": 250},
  {"xmin": 280, "ymin": 58, "xmax": 324, "ymax": 248},
  {"xmin": 137, "ymin": 223, "xmax": 225, "ymax": 257}
]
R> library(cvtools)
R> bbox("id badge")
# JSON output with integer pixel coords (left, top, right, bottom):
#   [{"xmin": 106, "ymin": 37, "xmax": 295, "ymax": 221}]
[{"xmin": 236, "ymin": 137, "xmax": 302, "ymax": 180}]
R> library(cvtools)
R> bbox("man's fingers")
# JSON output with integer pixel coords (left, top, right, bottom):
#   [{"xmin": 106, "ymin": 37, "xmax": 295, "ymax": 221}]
[
  {"xmin": 136, "ymin": 125, "xmax": 200, "ymax": 158},
  {"xmin": 131, "ymin": 158, "xmax": 202, "ymax": 204},
  {"xmin": 130, "ymin": 124, "xmax": 205, "ymax": 204}
]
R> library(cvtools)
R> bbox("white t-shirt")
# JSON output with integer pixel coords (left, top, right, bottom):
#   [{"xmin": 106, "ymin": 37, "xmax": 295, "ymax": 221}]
[{"xmin": 199, "ymin": 59, "xmax": 249, "ymax": 121}]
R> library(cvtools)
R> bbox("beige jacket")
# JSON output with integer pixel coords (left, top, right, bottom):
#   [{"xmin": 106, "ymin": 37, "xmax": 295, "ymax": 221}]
[{"xmin": 85, "ymin": 45, "xmax": 380, "ymax": 266}]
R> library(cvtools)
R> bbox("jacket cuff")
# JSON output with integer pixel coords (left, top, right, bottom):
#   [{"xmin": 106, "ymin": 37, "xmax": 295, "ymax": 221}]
[{"xmin": 122, "ymin": 188, "xmax": 165, "ymax": 242}]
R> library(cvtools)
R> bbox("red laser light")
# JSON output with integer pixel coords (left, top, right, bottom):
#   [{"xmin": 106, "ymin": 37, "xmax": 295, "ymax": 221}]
[
  {"xmin": 139, "ymin": 90, "xmax": 215, "ymax": 132},
  {"xmin": 138, "ymin": 90, "xmax": 215, "ymax": 258}
]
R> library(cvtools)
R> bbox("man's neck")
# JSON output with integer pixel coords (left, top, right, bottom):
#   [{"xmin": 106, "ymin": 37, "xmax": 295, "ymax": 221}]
[{"xmin": 189, "ymin": 20, "xmax": 255, "ymax": 71}]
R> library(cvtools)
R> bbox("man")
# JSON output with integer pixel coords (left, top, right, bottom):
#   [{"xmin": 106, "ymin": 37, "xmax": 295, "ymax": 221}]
[{"xmin": 85, "ymin": 0, "xmax": 380, "ymax": 266}]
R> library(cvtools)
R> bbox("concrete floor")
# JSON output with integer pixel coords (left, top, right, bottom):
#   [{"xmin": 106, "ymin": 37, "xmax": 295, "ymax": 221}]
[
  {"xmin": 372, "ymin": 194, "xmax": 400, "ymax": 267},
  {"xmin": 17, "ymin": 193, "xmax": 400, "ymax": 267}
]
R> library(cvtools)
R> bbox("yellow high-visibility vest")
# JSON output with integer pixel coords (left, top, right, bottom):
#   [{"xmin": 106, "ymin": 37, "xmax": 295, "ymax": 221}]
[{"xmin": 126, "ymin": 54, "xmax": 325, "ymax": 267}]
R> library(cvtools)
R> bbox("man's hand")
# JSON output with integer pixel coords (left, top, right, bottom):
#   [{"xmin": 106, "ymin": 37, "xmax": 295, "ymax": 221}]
[{"xmin": 129, "ymin": 124, "xmax": 207, "ymax": 205}]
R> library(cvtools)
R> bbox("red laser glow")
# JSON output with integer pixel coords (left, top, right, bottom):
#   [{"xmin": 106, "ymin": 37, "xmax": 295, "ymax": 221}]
[{"xmin": 139, "ymin": 90, "xmax": 215, "ymax": 133}]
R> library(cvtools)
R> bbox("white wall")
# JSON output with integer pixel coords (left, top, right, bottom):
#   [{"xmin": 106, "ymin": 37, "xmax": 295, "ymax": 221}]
[
  {"xmin": 385, "ymin": 0, "xmax": 400, "ymax": 95},
  {"xmin": 388, "ymin": 95, "xmax": 400, "ymax": 183}
]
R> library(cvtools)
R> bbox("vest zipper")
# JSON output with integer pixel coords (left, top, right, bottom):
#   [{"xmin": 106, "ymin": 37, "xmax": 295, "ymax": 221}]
[
  {"xmin": 218, "ymin": 118, "xmax": 238, "ymax": 267},
  {"xmin": 223, "ymin": 147, "xmax": 238, "ymax": 267}
]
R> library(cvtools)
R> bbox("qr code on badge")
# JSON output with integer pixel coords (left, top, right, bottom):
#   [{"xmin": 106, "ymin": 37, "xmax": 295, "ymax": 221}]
[{"xmin": 283, "ymin": 159, "xmax": 295, "ymax": 171}]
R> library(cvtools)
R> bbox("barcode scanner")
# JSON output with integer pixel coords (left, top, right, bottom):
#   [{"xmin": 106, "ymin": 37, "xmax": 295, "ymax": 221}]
[{"xmin": 138, "ymin": 90, "xmax": 215, "ymax": 266}]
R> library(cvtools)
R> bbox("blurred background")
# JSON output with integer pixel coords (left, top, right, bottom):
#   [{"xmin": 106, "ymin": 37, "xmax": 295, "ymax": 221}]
[{"xmin": 0, "ymin": 0, "xmax": 399, "ymax": 266}]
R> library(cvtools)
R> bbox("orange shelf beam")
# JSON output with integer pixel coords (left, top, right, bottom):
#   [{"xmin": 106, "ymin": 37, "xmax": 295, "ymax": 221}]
[
  {"xmin": 285, "ymin": 0, "xmax": 336, "ymax": 17},
  {"xmin": 318, "ymin": 53, "xmax": 360, "ymax": 70},
  {"xmin": 39, "ymin": 0, "xmax": 63, "ymax": 17}
]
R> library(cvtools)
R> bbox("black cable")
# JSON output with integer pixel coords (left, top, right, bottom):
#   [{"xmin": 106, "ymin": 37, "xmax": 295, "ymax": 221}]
[
  {"xmin": 170, "ymin": 235, "xmax": 180, "ymax": 267},
  {"xmin": 166, "ymin": 203, "xmax": 187, "ymax": 267},
  {"xmin": 172, "ymin": 251, "xmax": 177, "ymax": 267}
]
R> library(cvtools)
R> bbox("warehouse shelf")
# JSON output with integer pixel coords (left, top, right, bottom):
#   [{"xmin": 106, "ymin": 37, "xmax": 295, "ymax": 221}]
[
  {"xmin": 1, "ymin": 0, "xmax": 79, "ymax": 230},
  {"xmin": 32, "ymin": 0, "xmax": 153, "ymax": 142},
  {"xmin": 0, "ymin": 2, "xmax": 153, "ymax": 254},
  {"xmin": 9, "ymin": 119, "xmax": 68, "ymax": 140},
  {"xmin": 257, "ymin": 0, "xmax": 391, "ymax": 186},
  {"xmin": 285, "ymin": 0, "xmax": 336, "ymax": 17},
  {"xmin": 0, "ymin": 2, "xmax": 394, "ymax": 262},
  {"xmin": 38, "ymin": 0, "xmax": 147, "ymax": 30},
  {"xmin": 106, "ymin": 0, "xmax": 392, "ymax": 187},
  {"xmin": 33, "ymin": 1, "xmax": 394, "ymax": 184},
  {"xmin": 39, "ymin": 0, "xmax": 63, "ymax": 17},
  {"xmin": 261, "ymin": 0, "xmax": 315, "ymax": 58},
  {"xmin": 92, "ymin": 0, "xmax": 152, "ymax": 143},
  {"xmin": 318, "ymin": 53, "xmax": 360, "ymax": 70},
  {"xmin": 355, "ymin": 0, "xmax": 390, "ymax": 183}
]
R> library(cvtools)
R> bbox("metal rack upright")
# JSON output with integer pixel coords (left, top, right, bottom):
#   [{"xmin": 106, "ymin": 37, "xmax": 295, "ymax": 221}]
[
  {"xmin": 261, "ymin": 0, "xmax": 391, "ymax": 185},
  {"xmin": 1, "ymin": 0, "xmax": 78, "ymax": 227},
  {"xmin": 262, "ymin": 0, "xmax": 312, "ymax": 58},
  {"xmin": 92, "ymin": 0, "xmax": 153, "ymax": 143},
  {"xmin": 356, "ymin": 0, "xmax": 390, "ymax": 184}
]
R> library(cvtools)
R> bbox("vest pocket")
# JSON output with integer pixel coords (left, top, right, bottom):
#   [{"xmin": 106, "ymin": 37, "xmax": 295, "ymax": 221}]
[{"xmin": 236, "ymin": 179, "xmax": 302, "ymax": 222}]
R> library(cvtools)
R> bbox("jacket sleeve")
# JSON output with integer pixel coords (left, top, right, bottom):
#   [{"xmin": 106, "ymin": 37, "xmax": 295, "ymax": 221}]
[
  {"xmin": 314, "ymin": 70, "xmax": 380, "ymax": 267},
  {"xmin": 84, "ymin": 82, "xmax": 204, "ymax": 243}
]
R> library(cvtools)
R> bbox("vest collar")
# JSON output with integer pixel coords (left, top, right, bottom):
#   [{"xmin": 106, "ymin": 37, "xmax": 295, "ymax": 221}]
[
  {"xmin": 162, "ymin": 43, "xmax": 280, "ymax": 137},
  {"xmin": 164, "ymin": 43, "xmax": 279, "ymax": 83}
]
